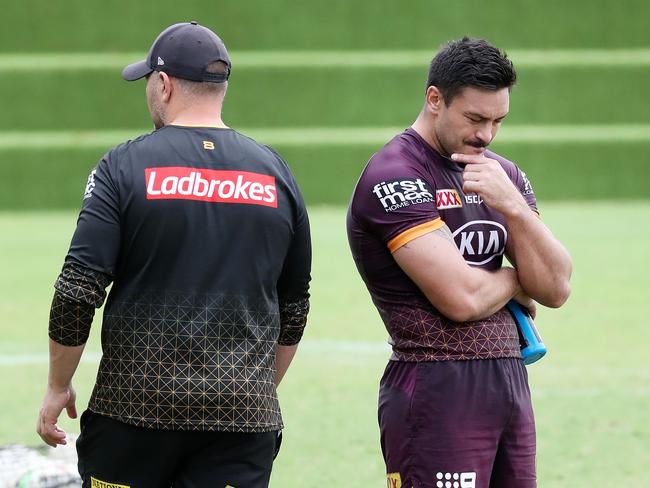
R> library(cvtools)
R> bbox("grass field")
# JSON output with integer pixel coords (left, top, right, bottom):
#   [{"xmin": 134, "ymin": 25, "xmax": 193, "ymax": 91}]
[{"xmin": 1, "ymin": 203, "xmax": 649, "ymax": 486}]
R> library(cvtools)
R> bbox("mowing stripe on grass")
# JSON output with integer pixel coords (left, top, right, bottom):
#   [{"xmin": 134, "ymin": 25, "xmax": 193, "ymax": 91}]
[
  {"xmin": 2, "ymin": 49, "xmax": 650, "ymax": 71},
  {"xmin": 0, "ymin": 125, "xmax": 649, "ymax": 150}
]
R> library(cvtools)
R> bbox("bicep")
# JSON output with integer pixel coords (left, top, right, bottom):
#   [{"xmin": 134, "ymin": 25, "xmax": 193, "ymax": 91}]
[
  {"xmin": 392, "ymin": 225, "xmax": 475, "ymax": 314},
  {"xmin": 67, "ymin": 162, "xmax": 121, "ymax": 275}
]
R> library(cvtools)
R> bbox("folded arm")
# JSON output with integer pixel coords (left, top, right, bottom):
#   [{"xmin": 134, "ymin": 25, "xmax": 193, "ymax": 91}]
[
  {"xmin": 393, "ymin": 225, "xmax": 523, "ymax": 322},
  {"xmin": 504, "ymin": 207, "xmax": 572, "ymax": 308}
]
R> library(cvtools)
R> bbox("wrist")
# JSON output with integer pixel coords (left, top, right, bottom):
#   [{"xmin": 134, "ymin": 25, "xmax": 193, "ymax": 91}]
[
  {"xmin": 47, "ymin": 380, "xmax": 71, "ymax": 393},
  {"xmin": 502, "ymin": 196, "xmax": 530, "ymax": 221}
]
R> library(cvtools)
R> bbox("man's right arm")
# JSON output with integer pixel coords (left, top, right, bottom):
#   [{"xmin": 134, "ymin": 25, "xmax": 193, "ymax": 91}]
[{"xmin": 393, "ymin": 225, "xmax": 523, "ymax": 322}]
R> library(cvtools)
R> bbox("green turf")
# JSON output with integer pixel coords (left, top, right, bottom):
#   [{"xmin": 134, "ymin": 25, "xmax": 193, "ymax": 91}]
[
  {"xmin": 2, "ymin": 66, "xmax": 649, "ymax": 131},
  {"xmin": 1, "ymin": 141, "xmax": 649, "ymax": 210},
  {"xmin": 1, "ymin": 0, "xmax": 648, "ymax": 51},
  {"xmin": 1, "ymin": 203, "xmax": 649, "ymax": 486}
]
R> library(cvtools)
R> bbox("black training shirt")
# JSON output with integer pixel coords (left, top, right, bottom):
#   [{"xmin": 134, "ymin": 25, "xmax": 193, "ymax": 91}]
[{"xmin": 49, "ymin": 125, "xmax": 311, "ymax": 433}]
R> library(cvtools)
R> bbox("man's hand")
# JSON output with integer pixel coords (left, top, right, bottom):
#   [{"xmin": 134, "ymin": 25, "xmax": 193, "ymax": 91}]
[
  {"xmin": 512, "ymin": 288, "xmax": 537, "ymax": 319},
  {"xmin": 37, "ymin": 383, "xmax": 77, "ymax": 447},
  {"xmin": 452, "ymin": 153, "xmax": 527, "ymax": 216}
]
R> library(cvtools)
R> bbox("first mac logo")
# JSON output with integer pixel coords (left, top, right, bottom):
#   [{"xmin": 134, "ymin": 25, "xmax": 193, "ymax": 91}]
[
  {"xmin": 145, "ymin": 166, "xmax": 277, "ymax": 208},
  {"xmin": 372, "ymin": 178, "xmax": 434, "ymax": 212}
]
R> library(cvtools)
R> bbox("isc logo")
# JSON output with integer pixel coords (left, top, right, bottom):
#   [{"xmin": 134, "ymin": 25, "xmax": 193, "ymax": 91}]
[{"xmin": 452, "ymin": 220, "xmax": 507, "ymax": 265}]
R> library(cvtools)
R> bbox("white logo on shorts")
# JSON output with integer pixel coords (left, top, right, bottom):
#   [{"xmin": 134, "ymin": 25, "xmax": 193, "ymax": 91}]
[{"xmin": 435, "ymin": 471, "xmax": 476, "ymax": 488}]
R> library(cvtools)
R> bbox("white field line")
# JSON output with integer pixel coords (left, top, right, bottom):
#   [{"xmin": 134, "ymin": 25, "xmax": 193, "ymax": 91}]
[
  {"xmin": 2, "ymin": 49, "xmax": 650, "ymax": 71},
  {"xmin": 0, "ymin": 340, "xmax": 391, "ymax": 365},
  {"xmin": 0, "ymin": 125, "xmax": 649, "ymax": 150}
]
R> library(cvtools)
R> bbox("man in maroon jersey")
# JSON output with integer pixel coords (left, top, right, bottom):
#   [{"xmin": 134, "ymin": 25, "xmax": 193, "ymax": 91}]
[{"xmin": 347, "ymin": 38, "xmax": 572, "ymax": 488}]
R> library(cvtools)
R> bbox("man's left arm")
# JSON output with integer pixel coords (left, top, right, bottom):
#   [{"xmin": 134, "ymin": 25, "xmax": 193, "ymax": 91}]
[
  {"xmin": 38, "ymin": 265, "xmax": 112, "ymax": 446},
  {"xmin": 275, "ymin": 188, "xmax": 312, "ymax": 386},
  {"xmin": 454, "ymin": 152, "xmax": 572, "ymax": 308},
  {"xmin": 37, "ymin": 156, "xmax": 119, "ymax": 446},
  {"xmin": 502, "ymin": 203, "xmax": 572, "ymax": 307}
]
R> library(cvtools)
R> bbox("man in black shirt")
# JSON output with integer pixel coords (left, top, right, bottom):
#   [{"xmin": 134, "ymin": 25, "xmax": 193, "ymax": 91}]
[{"xmin": 36, "ymin": 21, "xmax": 311, "ymax": 488}]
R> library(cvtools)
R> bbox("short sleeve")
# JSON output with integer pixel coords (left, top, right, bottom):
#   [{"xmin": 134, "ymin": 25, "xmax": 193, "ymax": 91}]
[
  {"xmin": 66, "ymin": 151, "xmax": 121, "ymax": 276},
  {"xmin": 512, "ymin": 167, "xmax": 538, "ymax": 214},
  {"xmin": 351, "ymin": 164, "xmax": 443, "ymax": 253}
]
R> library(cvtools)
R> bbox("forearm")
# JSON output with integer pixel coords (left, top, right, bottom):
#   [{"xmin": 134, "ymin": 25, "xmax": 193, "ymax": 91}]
[
  {"xmin": 275, "ymin": 344, "xmax": 298, "ymax": 386},
  {"xmin": 48, "ymin": 339, "xmax": 85, "ymax": 390},
  {"xmin": 275, "ymin": 297, "xmax": 309, "ymax": 385},
  {"xmin": 47, "ymin": 262, "xmax": 110, "ymax": 386},
  {"xmin": 452, "ymin": 266, "xmax": 521, "ymax": 322},
  {"xmin": 506, "ymin": 207, "xmax": 572, "ymax": 307},
  {"xmin": 393, "ymin": 229, "xmax": 521, "ymax": 322}
]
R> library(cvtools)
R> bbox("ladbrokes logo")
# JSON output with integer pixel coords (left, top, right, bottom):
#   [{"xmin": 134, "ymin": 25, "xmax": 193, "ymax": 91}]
[
  {"xmin": 145, "ymin": 167, "xmax": 277, "ymax": 208},
  {"xmin": 372, "ymin": 178, "xmax": 434, "ymax": 212}
]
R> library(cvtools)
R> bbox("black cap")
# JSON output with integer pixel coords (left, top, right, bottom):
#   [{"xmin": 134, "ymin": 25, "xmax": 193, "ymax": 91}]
[{"xmin": 122, "ymin": 21, "xmax": 231, "ymax": 83}]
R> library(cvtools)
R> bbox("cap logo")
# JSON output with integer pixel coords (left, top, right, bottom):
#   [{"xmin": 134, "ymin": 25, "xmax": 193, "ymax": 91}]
[{"xmin": 157, "ymin": 57, "xmax": 165, "ymax": 66}]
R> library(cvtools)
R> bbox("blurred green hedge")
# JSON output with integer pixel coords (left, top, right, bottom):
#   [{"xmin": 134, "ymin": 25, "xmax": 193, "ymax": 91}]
[
  {"xmin": 1, "ymin": 0, "xmax": 648, "ymax": 208},
  {"xmin": 2, "ymin": 0, "xmax": 649, "ymax": 51},
  {"xmin": 1, "ymin": 66, "xmax": 649, "ymax": 131},
  {"xmin": 1, "ymin": 141, "xmax": 648, "ymax": 210}
]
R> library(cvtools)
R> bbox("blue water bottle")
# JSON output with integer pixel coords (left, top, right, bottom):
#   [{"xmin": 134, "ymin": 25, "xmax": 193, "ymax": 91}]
[{"xmin": 506, "ymin": 300, "xmax": 547, "ymax": 365}]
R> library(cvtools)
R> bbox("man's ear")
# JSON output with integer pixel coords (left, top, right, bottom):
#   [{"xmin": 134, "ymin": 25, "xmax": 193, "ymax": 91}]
[
  {"xmin": 159, "ymin": 72, "xmax": 173, "ymax": 103},
  {"xmin": 424, "ymin": 86, "xmax": 444, "ymax": 115}
]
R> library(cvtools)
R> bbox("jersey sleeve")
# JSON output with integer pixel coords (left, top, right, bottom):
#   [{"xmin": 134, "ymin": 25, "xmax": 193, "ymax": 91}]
[
  {"xmin": 274, "ymin": 163, "xmax": 312, "ymax": 346},
  {"xmin": 352, "ymin": 163, "xmax": 443, "ymax": 253},
  {"xmin": 49, "ymin": 151, "xmax": 120, "ymax": 346},
  {"xmin": 514, "ymin": 167, "xmax": 539, "ymax": 213},
  {"xmin": 66, "ymin": 151, "xmax": 122, "ymax": 275}
]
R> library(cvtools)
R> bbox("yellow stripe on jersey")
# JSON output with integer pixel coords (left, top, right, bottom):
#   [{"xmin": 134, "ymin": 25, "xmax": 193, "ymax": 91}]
[{"xmin": 387, "ymin": 218, "xmax": 445, "ymax": 253}]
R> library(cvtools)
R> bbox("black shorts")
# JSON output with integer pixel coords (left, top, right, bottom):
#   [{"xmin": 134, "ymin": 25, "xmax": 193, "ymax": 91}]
[{"xmin": 76, "ymin": 410, "xmax": 280, "ymax": 488}]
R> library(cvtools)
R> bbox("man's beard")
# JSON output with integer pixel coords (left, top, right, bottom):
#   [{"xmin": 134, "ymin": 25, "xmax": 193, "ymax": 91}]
[{"xmin": 148, "ymin": 95, "xmax": 166, "ymax": 130}]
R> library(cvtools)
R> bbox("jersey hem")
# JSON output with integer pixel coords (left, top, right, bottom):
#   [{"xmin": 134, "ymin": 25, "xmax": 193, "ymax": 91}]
[{"xmin": 87, "ymin": 407, "xmax": 284, "ymax": 433}]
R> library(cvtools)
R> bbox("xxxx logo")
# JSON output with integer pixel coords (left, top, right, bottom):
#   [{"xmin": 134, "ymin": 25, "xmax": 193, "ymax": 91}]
[{"xmin": 436, "ymin": 189, "xmax": 463, "ymax": 210}]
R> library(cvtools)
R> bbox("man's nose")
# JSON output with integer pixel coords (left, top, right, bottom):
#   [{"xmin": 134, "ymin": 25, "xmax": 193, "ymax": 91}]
[{"xmin": 475, "ymin": 122, "xmax": 495, "ymax": 146}]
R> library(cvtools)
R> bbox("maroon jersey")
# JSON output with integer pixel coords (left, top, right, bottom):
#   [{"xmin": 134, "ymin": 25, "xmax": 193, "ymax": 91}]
[{"xmin": 347, "ymin": 128, "xmax": 538, "ymax": 361}]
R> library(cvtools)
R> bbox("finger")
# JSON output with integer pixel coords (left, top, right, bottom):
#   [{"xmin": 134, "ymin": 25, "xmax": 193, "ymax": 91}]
[
  {"xmin": 462, "ymin": 170, "xmax": 481, "ymax": 181},
  {"xmin": 38, "ymin": 418, "xmax": 67, "ymax": 447},
  {"xmin": 451, "ymin": 153, "xmax": 488, "ymax": 164},
  {"xmin": 529, "ymin": 303, "xmax": 537, "ymax": 320},
  {"xmin": 66, "ymin": 401, "xmax": 78, "ymax": 419},
  {"xmin": 462, "ymin": 165, "xmax": 483, "ymax": 177},
  {"xmin": 463, "ymin": 181, "xmax": 481, "ymax": 194}
]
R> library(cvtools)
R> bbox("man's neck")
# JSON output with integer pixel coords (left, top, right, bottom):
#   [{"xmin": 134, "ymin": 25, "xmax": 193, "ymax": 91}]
[
  {"xmin": 411, "ymin": 113, "xmax": 443, "ymax": 155},
  {"xmin": 166, "ymin": 114, "xmax": 228, "ymax": 128}
]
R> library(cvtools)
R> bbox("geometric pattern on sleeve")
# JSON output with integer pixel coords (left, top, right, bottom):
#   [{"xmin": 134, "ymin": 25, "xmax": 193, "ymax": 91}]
[
  {"xmin": 54, "ymin": 262, "xmax": 111, "ymax": 308},
  {"xmin": 277, "ymin": 298, "xmax": 310, "ymax": 346},
  {"xmin": 48, "ymin": 290, "xmax": 95, "ymax": 346}
]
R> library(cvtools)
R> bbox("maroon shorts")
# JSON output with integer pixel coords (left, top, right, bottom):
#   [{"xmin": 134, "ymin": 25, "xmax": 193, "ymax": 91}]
[{"xmin": 379, "ymin": 358, "xmax": 536, "ymax": 488}]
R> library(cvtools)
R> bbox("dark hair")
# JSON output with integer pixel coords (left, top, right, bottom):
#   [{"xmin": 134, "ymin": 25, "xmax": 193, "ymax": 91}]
[{"xmin": 426, "ymin": 37, "xmax": 517, "ymax": 104}]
